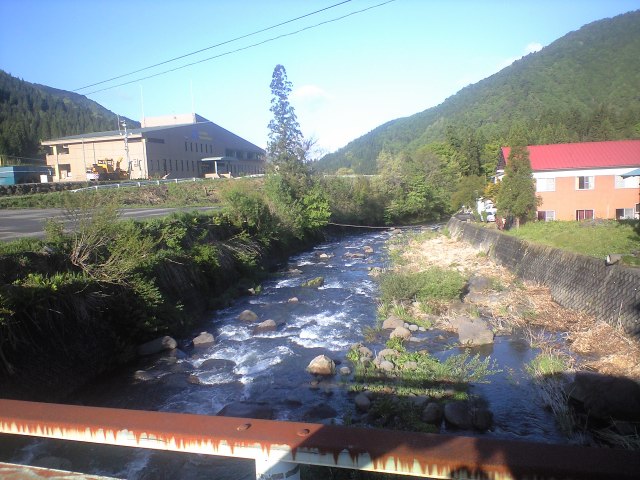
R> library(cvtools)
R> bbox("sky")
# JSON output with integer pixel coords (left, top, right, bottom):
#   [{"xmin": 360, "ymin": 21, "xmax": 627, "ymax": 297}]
[{"xmin": 1, "ymin": 0, "xmax": 638, "ymax": 155}]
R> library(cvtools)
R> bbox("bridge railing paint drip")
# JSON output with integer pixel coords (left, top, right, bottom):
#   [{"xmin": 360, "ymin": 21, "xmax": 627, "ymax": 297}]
[{"xmin": 1, "ymin": 400, "xmax": 639, "ymax": 479}]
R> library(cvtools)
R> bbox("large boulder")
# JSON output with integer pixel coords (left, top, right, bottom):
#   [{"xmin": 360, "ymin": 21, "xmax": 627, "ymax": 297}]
[
  {"xmin": 137, "ymin": 336, "xmax": 177, "ymax": 356},
  {"xmin": 569, "ymin": 371, "xmax": 640, "ymax": 421},
  {"xmin": 354, "ymin": 393, "xmax": 372, "ymax": 412},
  {"xmin": 378, "ymin": 360, "xmax": 395, "ymax": 372},
  {"xmin": 238, "ymin": 309, "xmax": 258, "ymax": 322},
  {"xmin": 193, "ymin": 331, "xmax": 215, "ymax": 347},
  {"xmin": 456, "ymin": 318, "xmax": 494, "ymax": 346},
  {"xmin": 444, "ymin": 401, "xmax": 473, "ymax": 430},
  {"xmin": 421, "ymin": 402, "xmax": 444, "ymax": 425},
  {"xmin": 357, "ymin": 345, "xmax": 374, "ymax": 359},
  {"xmin": 306, "ymin": 355, "xmax": 336, "ymax": 376},
  {"xmin": 382, "ymin": 315, "xmax": 405, "ymax": 330},
  {"xmin": 390, "ymin": 326, "xmax": 412, "ymax": 340},
  {"xmin": 253, "ymin": 319, "xmax": 277, "ymax": 335}
]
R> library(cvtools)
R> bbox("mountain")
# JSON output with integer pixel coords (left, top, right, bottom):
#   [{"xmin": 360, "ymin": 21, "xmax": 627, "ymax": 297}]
[
  {"xmin": 0, "ymin": 70, "xmax": 139, "ymax": 161},
  {"xmin": 316, "ymin": 10, "xmax": 640, "ymax": 174}
]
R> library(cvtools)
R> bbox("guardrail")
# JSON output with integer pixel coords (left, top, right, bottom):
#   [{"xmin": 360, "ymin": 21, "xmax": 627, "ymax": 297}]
[
  {"xmin": 1, "ymin": 399, "xmax": 638, "ymax": 479},
  {"xmin": 70, "ymin": 177, "xmax": 205, "ymax": 193},
  {"xmin": 70, "ymin": 175, "xmax": 265, "ymax": 193}
]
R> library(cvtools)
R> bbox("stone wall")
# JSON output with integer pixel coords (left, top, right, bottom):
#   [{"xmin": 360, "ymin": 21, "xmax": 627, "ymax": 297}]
[{"xmin": 446, "ymin": 218, "xmax": 640, "ymax": 338}]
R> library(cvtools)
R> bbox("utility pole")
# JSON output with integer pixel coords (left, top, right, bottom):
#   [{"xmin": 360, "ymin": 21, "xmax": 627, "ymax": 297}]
[{"xmin": 121, "ymin": 120, "xmax": 131, "ymax": 178}]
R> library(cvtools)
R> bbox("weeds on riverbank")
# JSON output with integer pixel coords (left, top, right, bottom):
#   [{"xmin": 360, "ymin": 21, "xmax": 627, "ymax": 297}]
[{"xmin": 0, "ymin": 178, "xmax": 331, "ymax": 398}]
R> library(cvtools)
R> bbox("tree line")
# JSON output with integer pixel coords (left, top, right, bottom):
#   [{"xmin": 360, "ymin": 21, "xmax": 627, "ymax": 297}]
[{"xmin": 0, "ymin": 70, "xmax": 138, "ymax": 161}]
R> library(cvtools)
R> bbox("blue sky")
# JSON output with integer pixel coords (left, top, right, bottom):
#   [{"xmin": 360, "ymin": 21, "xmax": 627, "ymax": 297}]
[{"xmin": 1, "ymin": 0, "xmax": 638, "ymax": 154}]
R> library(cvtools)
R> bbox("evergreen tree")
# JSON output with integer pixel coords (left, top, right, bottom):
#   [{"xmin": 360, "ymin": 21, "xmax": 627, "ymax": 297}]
[
  {"xmin": 267, "ymin": 65, "xmax": 306, "ymax": 167},
  {"xmin": 264, "ymin": 65, "xmax": 329, "ymax": 238},
  {"xmin": 496, "ymin": 146, "xmax": 539, "ymax": 228}
]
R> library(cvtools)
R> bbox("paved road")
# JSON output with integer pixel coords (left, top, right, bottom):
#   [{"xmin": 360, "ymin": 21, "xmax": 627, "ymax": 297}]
[{"xmin": 0, "ymin": 207, "xmax": 218, "ymax": 242}]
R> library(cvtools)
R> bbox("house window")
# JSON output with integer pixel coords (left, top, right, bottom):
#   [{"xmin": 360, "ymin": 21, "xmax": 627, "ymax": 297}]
[
  {"xmin": 616, "ymin": 208, "xmax": 635, "ymax": 220},
  {"xmin": 576, "ymin": 209, "xmax": 594, "ymax": 221},
  {"xmin": 615, "ymin": 175, "xmax": 639, "ymax": 189},
  {"xmin": 576, "ymin": 176, "xmax": 594, "ymax": 190},
  {"xmin": 537, "ymin": 210, "xmax": 555, "ymax": 221},
  {"xmin": 536, "ymin": 178, "xmax": 555, "ymax": 192},
  {"xmin": 185, "ymin": 141, "xmax": 188, "ymax": 151}
]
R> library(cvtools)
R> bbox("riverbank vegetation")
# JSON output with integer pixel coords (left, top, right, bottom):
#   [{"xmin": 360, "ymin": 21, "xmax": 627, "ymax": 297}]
[{"xmin": 382, "ymin": 230, "xmax": 640, "ymax": 449}]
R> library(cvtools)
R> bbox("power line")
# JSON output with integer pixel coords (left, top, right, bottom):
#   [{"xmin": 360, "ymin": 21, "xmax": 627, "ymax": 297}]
[
  {"xmin": 73, "ymin": 1, "xmax": 353, "ymax": 92},
  {"xmin": 82, "ymin": 0, "xmax": 397, "ymax": 96}
]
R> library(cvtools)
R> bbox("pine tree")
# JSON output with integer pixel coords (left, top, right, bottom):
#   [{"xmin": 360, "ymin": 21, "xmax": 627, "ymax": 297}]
[
  {"xmin": 267, "ymin": 65, "xmax": 305, "ymax": 168},
  {"xmin": 496, "ymin": 146, "xmax": 539, "ymax": 228},
  {"xmin": 264, "ymin": 65, "xmax": 329, "ymax": 238}
]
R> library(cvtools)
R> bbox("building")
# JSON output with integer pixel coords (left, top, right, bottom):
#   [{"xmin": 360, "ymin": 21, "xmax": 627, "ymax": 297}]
[
  {"xmin": 42, "ymin": 113, "xmax": 265, "ymax": 182},
  {"xmin": 499, "ymin": 140, "xmax": 640, "ymax": 221},
  {"xmin": 0, "ymin": 165, "xmax": 53, "ymax": 185}
]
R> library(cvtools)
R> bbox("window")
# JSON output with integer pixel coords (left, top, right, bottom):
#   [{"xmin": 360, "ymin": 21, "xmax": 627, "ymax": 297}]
[
  {"xmin": 615, "ymin": 175, "xmax": 639, "ymax": 189},
  {"xmin": 185, "ymin": 141, "xmax": 188, "ymax": 151},
  {"xmin": 576, "ymin": 176, "xmax": 594, "ymax": 190},
  {"xmin": 537, "ymin": 210, "xmax": 555, "ymax": 221},
  {"xmin": 576, "ymin": 209, "xmax": 594, "ymax": 221},
  {"xmin": 616, "ymin": 208, "xmax": 635, "ymax": 220},
  {"xmin": 536, "ymin": 178, "xmax": 555, "ymax": 192},
  {"xmin": 190, "ymin": 143, "xmax": 193, "ymax": 152}
]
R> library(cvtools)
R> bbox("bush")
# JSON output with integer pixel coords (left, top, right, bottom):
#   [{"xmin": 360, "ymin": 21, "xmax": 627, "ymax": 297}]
[{"xmin": 378, "ymin": 267, "xmax": 467, "ymax": 304}]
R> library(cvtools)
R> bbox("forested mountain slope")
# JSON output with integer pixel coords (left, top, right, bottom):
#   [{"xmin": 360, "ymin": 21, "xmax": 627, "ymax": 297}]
[
  {"xmin": 317, "ymin": 10, "xmax": 640, "ymax": 174},
  {"xmin": 0, "ymin": 70, "xmax": 139, "ymax": 160}
]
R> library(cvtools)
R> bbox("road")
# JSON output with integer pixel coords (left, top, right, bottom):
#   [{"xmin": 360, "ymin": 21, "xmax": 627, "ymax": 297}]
[{"xmin": 0, "ymin": 207, "xmax": 218, "ymax": 242}]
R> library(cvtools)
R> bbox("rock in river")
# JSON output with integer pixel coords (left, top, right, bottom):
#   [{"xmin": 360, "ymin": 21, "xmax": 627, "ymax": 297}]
[
  {"xmin": 306, "ymin": 355, "xmax": 336, "ymax": 375},
  {"xmin": 238, "ymin": 309, "xmax": 258, "ymax": 322}
]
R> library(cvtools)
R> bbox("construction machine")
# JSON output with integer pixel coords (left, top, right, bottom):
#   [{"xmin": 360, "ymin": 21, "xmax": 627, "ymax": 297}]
[{"xmin": 86, "ymin": 158, "xmax": 129, "ymax": 181}]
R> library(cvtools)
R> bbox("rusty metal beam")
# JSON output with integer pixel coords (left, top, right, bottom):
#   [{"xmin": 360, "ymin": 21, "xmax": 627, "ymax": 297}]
[
  {"xmin": 0, "ymin": 462, "xmax": 118, "ymax": 479},
  {"xmin": 1, "ymin": 399, "xmax": 638, "ymax": 479}
]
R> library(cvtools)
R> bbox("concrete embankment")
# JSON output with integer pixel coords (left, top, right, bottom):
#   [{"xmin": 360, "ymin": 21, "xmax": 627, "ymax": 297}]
[{"xmin": 446, "ymin": 217, "xmax": 640, "ymax": 338}]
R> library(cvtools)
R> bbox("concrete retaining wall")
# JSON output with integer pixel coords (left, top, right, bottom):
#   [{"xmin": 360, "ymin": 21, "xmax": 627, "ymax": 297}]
[{"xmin": 446, "ymin": 218, "xmax": 640, "ymax": 338}]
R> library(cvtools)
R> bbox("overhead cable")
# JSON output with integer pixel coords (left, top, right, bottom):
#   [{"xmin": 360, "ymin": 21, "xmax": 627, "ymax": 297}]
[
  {"xmin": 82, "ymin": 0, "xmax": 397, "ymax": 96},
  {"xmin": 73, "ymin": 0, "xmax": 353, "ymax": 92}
]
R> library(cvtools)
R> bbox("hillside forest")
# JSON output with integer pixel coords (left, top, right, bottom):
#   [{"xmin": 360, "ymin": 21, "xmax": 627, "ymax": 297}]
[
  {"xmin": 0, "ymin": 70, "xmax": 139, "ymax": 162},
  {"xmin": 316, "ymin": 10, "xmax": 640, "ymax": 184}
]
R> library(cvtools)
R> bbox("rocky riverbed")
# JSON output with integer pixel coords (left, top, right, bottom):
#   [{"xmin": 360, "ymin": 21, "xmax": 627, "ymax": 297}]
[{"xmin": 3, "ymin": 227, "xmax": 639, "ymax": 479}]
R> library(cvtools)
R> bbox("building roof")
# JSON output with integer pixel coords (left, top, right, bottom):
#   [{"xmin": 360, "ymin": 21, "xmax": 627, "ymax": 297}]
[
  {"xmin": 501, "ymin": 140, "xmax": 640, "ymax": 172},
  {"xmin": 41, "ymin": 114, "xmax": 265, "ymax": 153}
]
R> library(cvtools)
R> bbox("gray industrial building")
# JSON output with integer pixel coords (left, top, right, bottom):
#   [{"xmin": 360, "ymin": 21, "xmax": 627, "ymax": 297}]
[{"xmin": 42, "ymin": 113, "xmax": 265, "ymax": 182}]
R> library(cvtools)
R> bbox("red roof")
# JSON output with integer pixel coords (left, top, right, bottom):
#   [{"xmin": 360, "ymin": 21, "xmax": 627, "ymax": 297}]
[{"xmin": 501, "ymin": 140, "xmax": 640, "ymax": 171}]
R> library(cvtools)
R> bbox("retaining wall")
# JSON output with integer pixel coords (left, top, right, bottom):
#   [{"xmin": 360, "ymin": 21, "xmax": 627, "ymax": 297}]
[{"xmin": 446, "ymin": 218, "xmax": 640, "ymax": 338}]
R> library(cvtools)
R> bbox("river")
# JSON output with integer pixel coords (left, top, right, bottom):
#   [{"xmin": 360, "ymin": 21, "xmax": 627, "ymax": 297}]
[{"xmin": 2, "ymin": 228, "xmax": 568, "ymax": 479}]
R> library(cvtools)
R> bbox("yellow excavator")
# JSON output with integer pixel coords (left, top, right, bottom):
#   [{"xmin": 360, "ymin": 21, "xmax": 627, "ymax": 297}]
[{"xmin": 86, "ymin": 158, "xmax": 129, "ymax": 181}]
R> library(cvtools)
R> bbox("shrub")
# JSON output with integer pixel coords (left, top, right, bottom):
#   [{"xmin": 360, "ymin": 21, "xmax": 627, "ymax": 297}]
[{"xmin": 378, "ymin": 267, "xmax": 467, "ymax": 304}]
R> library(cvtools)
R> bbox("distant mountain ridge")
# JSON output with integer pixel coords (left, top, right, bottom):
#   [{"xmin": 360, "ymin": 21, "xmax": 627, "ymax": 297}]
[
  {"xmin": 317, "ymin": 10, "xmax": 640, "ymax": 174},
  {"xmin": 0, "ymin": 70, "xmax": 139, "ymax": 160}
]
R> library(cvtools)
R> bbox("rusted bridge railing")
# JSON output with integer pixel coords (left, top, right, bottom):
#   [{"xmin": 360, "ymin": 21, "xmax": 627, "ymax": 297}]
[{"xmin": 1, "ymin": 399, "xmax": 638, "ymax": 479}]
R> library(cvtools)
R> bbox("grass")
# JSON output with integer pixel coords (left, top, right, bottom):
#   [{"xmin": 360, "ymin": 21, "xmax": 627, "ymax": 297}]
[
  {"xmin": 505, "ymin": 220, "xmax": 640, "ymax": 261},
  {"xmin": 0, "ymin": 178, "xmax": 227, "ymax": 209},
  {"xmin": 525, "ymin": 353, "xmax": 569, "ymax": 377},
  {"xmin": 378, "ymin": 267, "xmax": 467, "ymax": 305}
]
